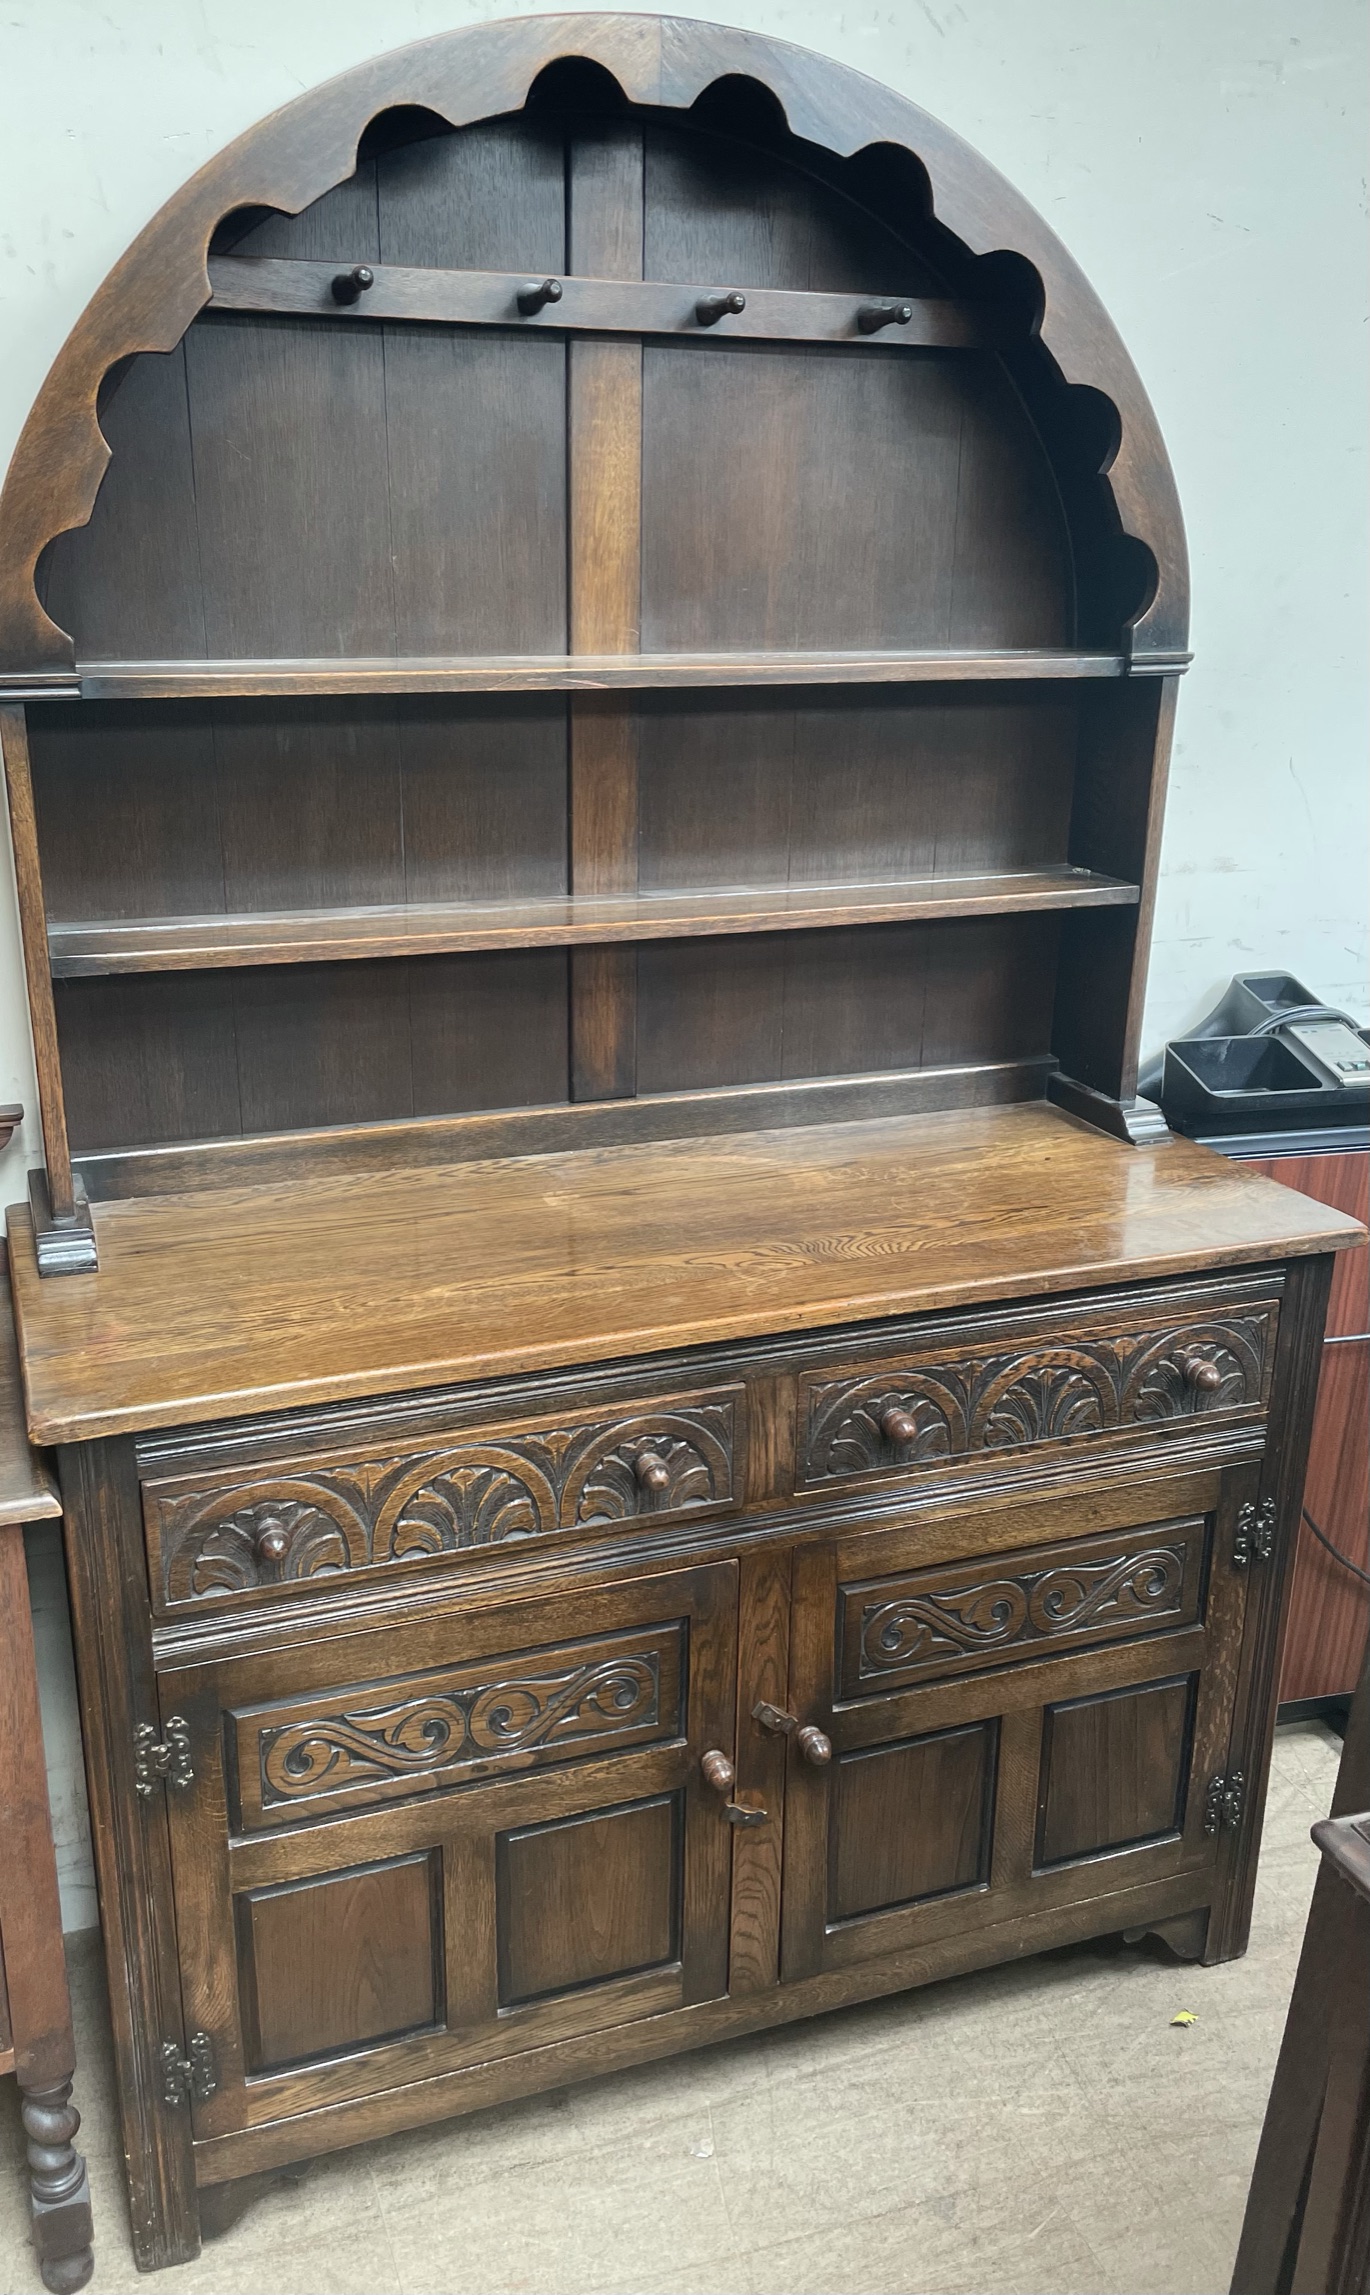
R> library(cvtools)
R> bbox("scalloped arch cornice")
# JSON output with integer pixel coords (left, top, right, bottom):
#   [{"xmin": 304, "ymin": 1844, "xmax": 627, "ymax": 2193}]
[{"xmin": 0, "ymin": 11, "xmax": 1189, "ymax": 674}]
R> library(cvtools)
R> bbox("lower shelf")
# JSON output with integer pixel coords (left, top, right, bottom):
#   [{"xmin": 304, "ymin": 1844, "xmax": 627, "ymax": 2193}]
[{"xmin": 46, "ymin": 868, "xmax": 1139, "ymax": 978}]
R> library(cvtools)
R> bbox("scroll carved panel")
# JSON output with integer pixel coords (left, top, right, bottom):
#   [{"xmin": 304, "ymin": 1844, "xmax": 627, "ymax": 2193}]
[
  {"xmin": 146, "ymin": 1390, "xmax": 739, "ymax": 1608},
  {"xmin": 838, "ymin": 1515, "xmax": 1208, "ymax": 1696},
  {"xmin": 801, "ymin": 1307, "xmax": 1274, "ymax": 1490},
  {"xmin": 233, "ymin": 1622, "xmax": 683, "ymax": 1829}
]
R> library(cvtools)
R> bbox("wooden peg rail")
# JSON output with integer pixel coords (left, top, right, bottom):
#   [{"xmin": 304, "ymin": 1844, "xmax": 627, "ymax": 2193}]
[{"xmin": 207, "ymin": 258, "xmax": 1007, "ymax": 350}]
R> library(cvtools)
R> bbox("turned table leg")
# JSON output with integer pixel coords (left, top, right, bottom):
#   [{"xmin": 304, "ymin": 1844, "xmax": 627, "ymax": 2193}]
[
  {"xmin": 21, "ymin": 2078, "xmax": 93, "ymax": 2294},
  {"xmin": 0, "ymin": 1518, "xmax": 98, "ymax": 2290}
]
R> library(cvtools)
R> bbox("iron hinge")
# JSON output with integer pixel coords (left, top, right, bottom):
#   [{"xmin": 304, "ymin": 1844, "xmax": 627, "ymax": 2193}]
[
  {"xmin": 1203, "ymin": 1770, "xmax": 1246, "ymax": 1837},
  {"xmin": 160, "ymin": 2032, "xmax": 216, "ymax": 2108},
  {"xmin": 1232, "ymin": 1498, "xmax": 1277, "ymax": 1570},
  {"xmin": 133, "ymin": 1716, "xmax": 194, "ymax": 1799}
]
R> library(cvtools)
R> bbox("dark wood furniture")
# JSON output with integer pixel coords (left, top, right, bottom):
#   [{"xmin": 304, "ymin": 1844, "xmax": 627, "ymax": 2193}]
[
  {"xmin": 1199, "ymin": 1134, "xmax": 1369, "ymax": 1715},
  {"xmin": 0, "ymin": 1252, "xmax": 94, "ymax": 2294},
  {"xmin": 0, "ymin": 16, "xmax": 1363, "ymax": 2271},
  {"xmin": 1232, "ymin": 1646, "xmax": 1370, "ymax": 2295},
  {"xmin": 1257, "ymin": 1150, "xmax": 1367, "ymax": 1711}
]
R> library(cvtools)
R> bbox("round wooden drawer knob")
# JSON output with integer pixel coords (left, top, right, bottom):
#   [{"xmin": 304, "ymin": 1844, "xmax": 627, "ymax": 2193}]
[
  {"xmin": 634, "ymin": 1450, "xmax": 671, "ymax": 1494},
  {"xmin": 796, "ymin": 1725, "xmax": 833, "ymax": 1767},
  {"xmin": 880, "ymin": 1405, "xmax": 918, "ymax": 1446},
  {"xmin": 1181, "ymin": 1355, "xmax": 1223, "ymax": 1392},
  {"xmin": 701, "ymin": 1750, "xmax": 736, "ymax": 1794},
  {"xmin": 253, "ymin": 1517, "xmax": 291, "ymax": 1565}
]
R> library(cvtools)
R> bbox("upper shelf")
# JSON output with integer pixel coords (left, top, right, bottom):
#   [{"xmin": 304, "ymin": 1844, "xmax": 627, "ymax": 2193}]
[
  {"xmin": 48, "ymin": 868, "xmax": 1139, "ymax": 978},
  {"xmin": 67, "ymin": 650, "xmax": 1129, "ymax": 702}
]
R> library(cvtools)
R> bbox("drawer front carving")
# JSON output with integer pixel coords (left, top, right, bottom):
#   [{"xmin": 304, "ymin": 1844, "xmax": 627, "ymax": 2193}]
[
  {"xmin": 838, "ymin": 1515, "xmax": 1209, "ymax": 1698},
  {"xmin": 800, "ymin": 1298, "xmax": 1277, "ymax": 1491},
  {"xmin": 145, "ymin": 1390, "xmax": 740, "ymax": 1610},
  {"xmin": 231, "ymin": 1620, "xmax": 684, "ymax": 1830}
]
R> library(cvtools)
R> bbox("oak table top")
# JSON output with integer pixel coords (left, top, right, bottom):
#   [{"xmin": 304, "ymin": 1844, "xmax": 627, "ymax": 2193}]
[{"xmin": 7, "ymin": 1102, "xmax": 1365, "ymax": 1446}]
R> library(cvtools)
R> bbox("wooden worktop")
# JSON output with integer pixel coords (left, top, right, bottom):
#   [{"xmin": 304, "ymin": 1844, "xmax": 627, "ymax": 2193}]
[{"xmin": 7, "ymin": 1103, "xmax": 1364, "ymax": 1446}]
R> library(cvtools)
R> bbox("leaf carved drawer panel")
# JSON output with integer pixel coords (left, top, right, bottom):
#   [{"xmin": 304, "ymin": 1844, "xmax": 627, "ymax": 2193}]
[
  {"xmin": 798, "ymin": 1278, "xmax": 1281, "ymax": 1494},
  {"xmin": 232, "ymin": 1620, "xmax": 683, "ymax": 1830},
  {"xmin": 143, "ymin": 1386, "xmax": 741, "ymax": 1612},
  {"xmin": 838, "ymin": 1515, "xmax": 1209, "ymax": 1698}
]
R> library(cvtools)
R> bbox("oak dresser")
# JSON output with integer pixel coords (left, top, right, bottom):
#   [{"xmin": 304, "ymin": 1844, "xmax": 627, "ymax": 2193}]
[{"xmin": 0, "ymin": 15, "xmax": 1362, "ymax": 2268}]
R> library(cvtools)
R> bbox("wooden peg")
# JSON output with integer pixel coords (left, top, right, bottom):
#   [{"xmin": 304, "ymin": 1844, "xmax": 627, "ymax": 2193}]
[
  {"xmin": 856, "ymin": 300, "xmax": 914, "ymax": 334},
  {"xmin": 330, "ymin": 265, "xmax": 374, "ymax": 306},
  {"xmin": 694, "ymin": 290, "xmax": 746, "ymax": 326},
  {"xmin": 517, "ymin": 277, "xmax": 563, "ymax": 316}
]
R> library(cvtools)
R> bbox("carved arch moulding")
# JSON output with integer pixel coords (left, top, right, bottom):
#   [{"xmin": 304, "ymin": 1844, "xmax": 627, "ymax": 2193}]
[{"xmin": 0, "ymin": 11, "xmax": 1189, "ymax": 680}]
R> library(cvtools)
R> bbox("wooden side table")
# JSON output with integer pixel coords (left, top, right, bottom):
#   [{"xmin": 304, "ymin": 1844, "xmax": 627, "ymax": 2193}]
[{"xmin": 0, "ymin": 1248, "xmax": 93, "ymax": 2294}]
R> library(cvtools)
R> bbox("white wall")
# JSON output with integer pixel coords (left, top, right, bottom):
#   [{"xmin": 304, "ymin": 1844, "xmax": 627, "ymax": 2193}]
[{"xmin": 1, "ymin": 0, "xmax": 1365, "ymax": 1927}]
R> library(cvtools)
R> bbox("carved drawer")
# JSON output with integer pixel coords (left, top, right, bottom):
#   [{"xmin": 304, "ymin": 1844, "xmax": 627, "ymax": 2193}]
[
  {"xmin": 142, "ymin": 1383, "xmax": 743, "ymax": 1614},
  {"xmin": 796, "ymin": 1275, "xmax": 1281, "ymax": 1496}
]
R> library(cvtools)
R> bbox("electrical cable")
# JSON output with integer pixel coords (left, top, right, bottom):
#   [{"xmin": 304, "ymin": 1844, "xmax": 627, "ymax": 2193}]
[
  {"xmin": 1249, "ymin": 1004, "xmax": 1357, "ymax": 1036},
  {"xmin": 1303, "ymin": 1505, "xmax": 1370, "ymax": 1589}
]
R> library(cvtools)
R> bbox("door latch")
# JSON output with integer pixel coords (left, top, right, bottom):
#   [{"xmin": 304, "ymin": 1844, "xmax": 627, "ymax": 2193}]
[
  {"xmin": 752, "ymin": 1701, "xmax": 833, "ymax": 1766},
  {"xmin": 133, "ymin": 1717, "xmax": 194, "ymax": 1798},
  {"xmin": 1232, "ymin": 1498, "xmax": 1276, "ymax": 1569},
  {"xmin": 160, "ymin": 2032, "xmax": 216, "ymax": 2108},
  {"xmin": 700, "ymin": 1749, "xmax": 768, "ymax": 1827},
  {"xmin": 1203, "ymin": 1770, "xmax": 1246, "ymax": 1836}
]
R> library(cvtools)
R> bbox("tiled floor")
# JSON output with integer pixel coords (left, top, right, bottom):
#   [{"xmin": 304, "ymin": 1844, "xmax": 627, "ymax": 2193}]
[{"xmin": 0, "ymin": 1722, "xmax": 1341, "ymax": 2295}]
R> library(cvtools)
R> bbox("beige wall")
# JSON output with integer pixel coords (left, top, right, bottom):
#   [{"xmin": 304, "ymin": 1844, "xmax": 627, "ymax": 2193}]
[{"xmin": 2, "ymin": 0, "xmax": 1365, "ymax": 1923}]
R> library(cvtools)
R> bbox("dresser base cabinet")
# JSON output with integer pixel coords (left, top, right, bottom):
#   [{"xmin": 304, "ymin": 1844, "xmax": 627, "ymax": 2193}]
[{"xmin": 54, "ymin": 1248, "xmax": 1337, "ymax": 2269}]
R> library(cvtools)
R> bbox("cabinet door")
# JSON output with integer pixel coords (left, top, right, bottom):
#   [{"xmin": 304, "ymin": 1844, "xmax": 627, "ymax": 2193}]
[
  {"xmin": 780, "ymin": 1470, "xmax": 1253, "ymax": 1982},
  {"xmin": 159, "ymin": 1561, "xmax": 736, "ymax": 2138}
]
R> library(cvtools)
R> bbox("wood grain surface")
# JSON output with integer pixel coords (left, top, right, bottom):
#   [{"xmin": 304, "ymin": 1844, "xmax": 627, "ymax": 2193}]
[
  {"xmin": 44, "ymin": 869, "xmax": 1140, "ymax": 978},
  {"xmin": 67, "ymin": 650, "xmax": 1129, "ymax": 698},
  {"xmin": 8, "ymin": 1103, "xmax": 1361, "ymax": 1444}
]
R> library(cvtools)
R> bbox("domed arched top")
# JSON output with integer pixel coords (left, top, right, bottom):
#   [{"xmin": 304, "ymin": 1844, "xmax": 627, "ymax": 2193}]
[{"xmin": 0, "ymin": 11, "xmax": 1188, "ymax": 678}]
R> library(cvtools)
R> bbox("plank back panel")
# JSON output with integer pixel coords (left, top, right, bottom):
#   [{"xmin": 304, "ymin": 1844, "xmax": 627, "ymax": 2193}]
[
  {"xmin": 638, "ymin": 688, "xmax": 1079, "ymax": 892},
  {"xmin": 642, "ymin": 118, "xmax": 941, "ymax": 296},
  {"xmin": 41, "ymin": 119, "xmax": 570, "ymax": 664},
  {"xmin": 30, "ymin": 698, "xmax": 569, "ymax": 924},
  {"xmin": 55, "ymin": 950, "xmax": 570, "ymax": 1151},
  {"xmin": 636, "ymin": 914, "xmax": 1061, "ymax": 1095}
]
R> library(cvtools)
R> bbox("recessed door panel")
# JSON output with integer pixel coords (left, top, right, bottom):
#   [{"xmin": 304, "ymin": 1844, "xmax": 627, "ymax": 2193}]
[
  {"xmin": 496, "ymin": 1794, "xmax": 681, "ymax": 2006},
  {"xmin": 237, "ymin": 1852, "xmax": 443, "ymax": 2073},
  {"xmin": 1036, "ymin": 1675, "xmax": 1196, "ymax": 1868},
  {"xmin": 830, "ymin": 1722, "xmax": 995, "ymax": 1922}
]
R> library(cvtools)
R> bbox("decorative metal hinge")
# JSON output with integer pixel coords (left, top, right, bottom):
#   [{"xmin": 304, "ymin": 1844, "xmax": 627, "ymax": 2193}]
[
  {"xmin": 160, "ymin": 2032, "xmax": 216, "ymax": 2108},
  {"xmin": 133, "ymin": 1716, "xmax": 194, "ymax": 1798},
  {"xmin": 1203, "ymin": 1770, "xmax": 1246, "ymax": 1836},
  {"xmin": 1232, "ymin": 1498, "xmax": 1277, "ymax": 1569}
]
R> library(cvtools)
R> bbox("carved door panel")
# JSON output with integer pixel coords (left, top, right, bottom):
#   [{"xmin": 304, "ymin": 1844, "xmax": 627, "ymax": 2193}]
[
  {"xmin": 779, "ymin": 1466, "xmax": 1257, "ymax": 1982},
  {"xmin": 158, "ymin": 1561, "xmax": 737, "ymax": 2136}
]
